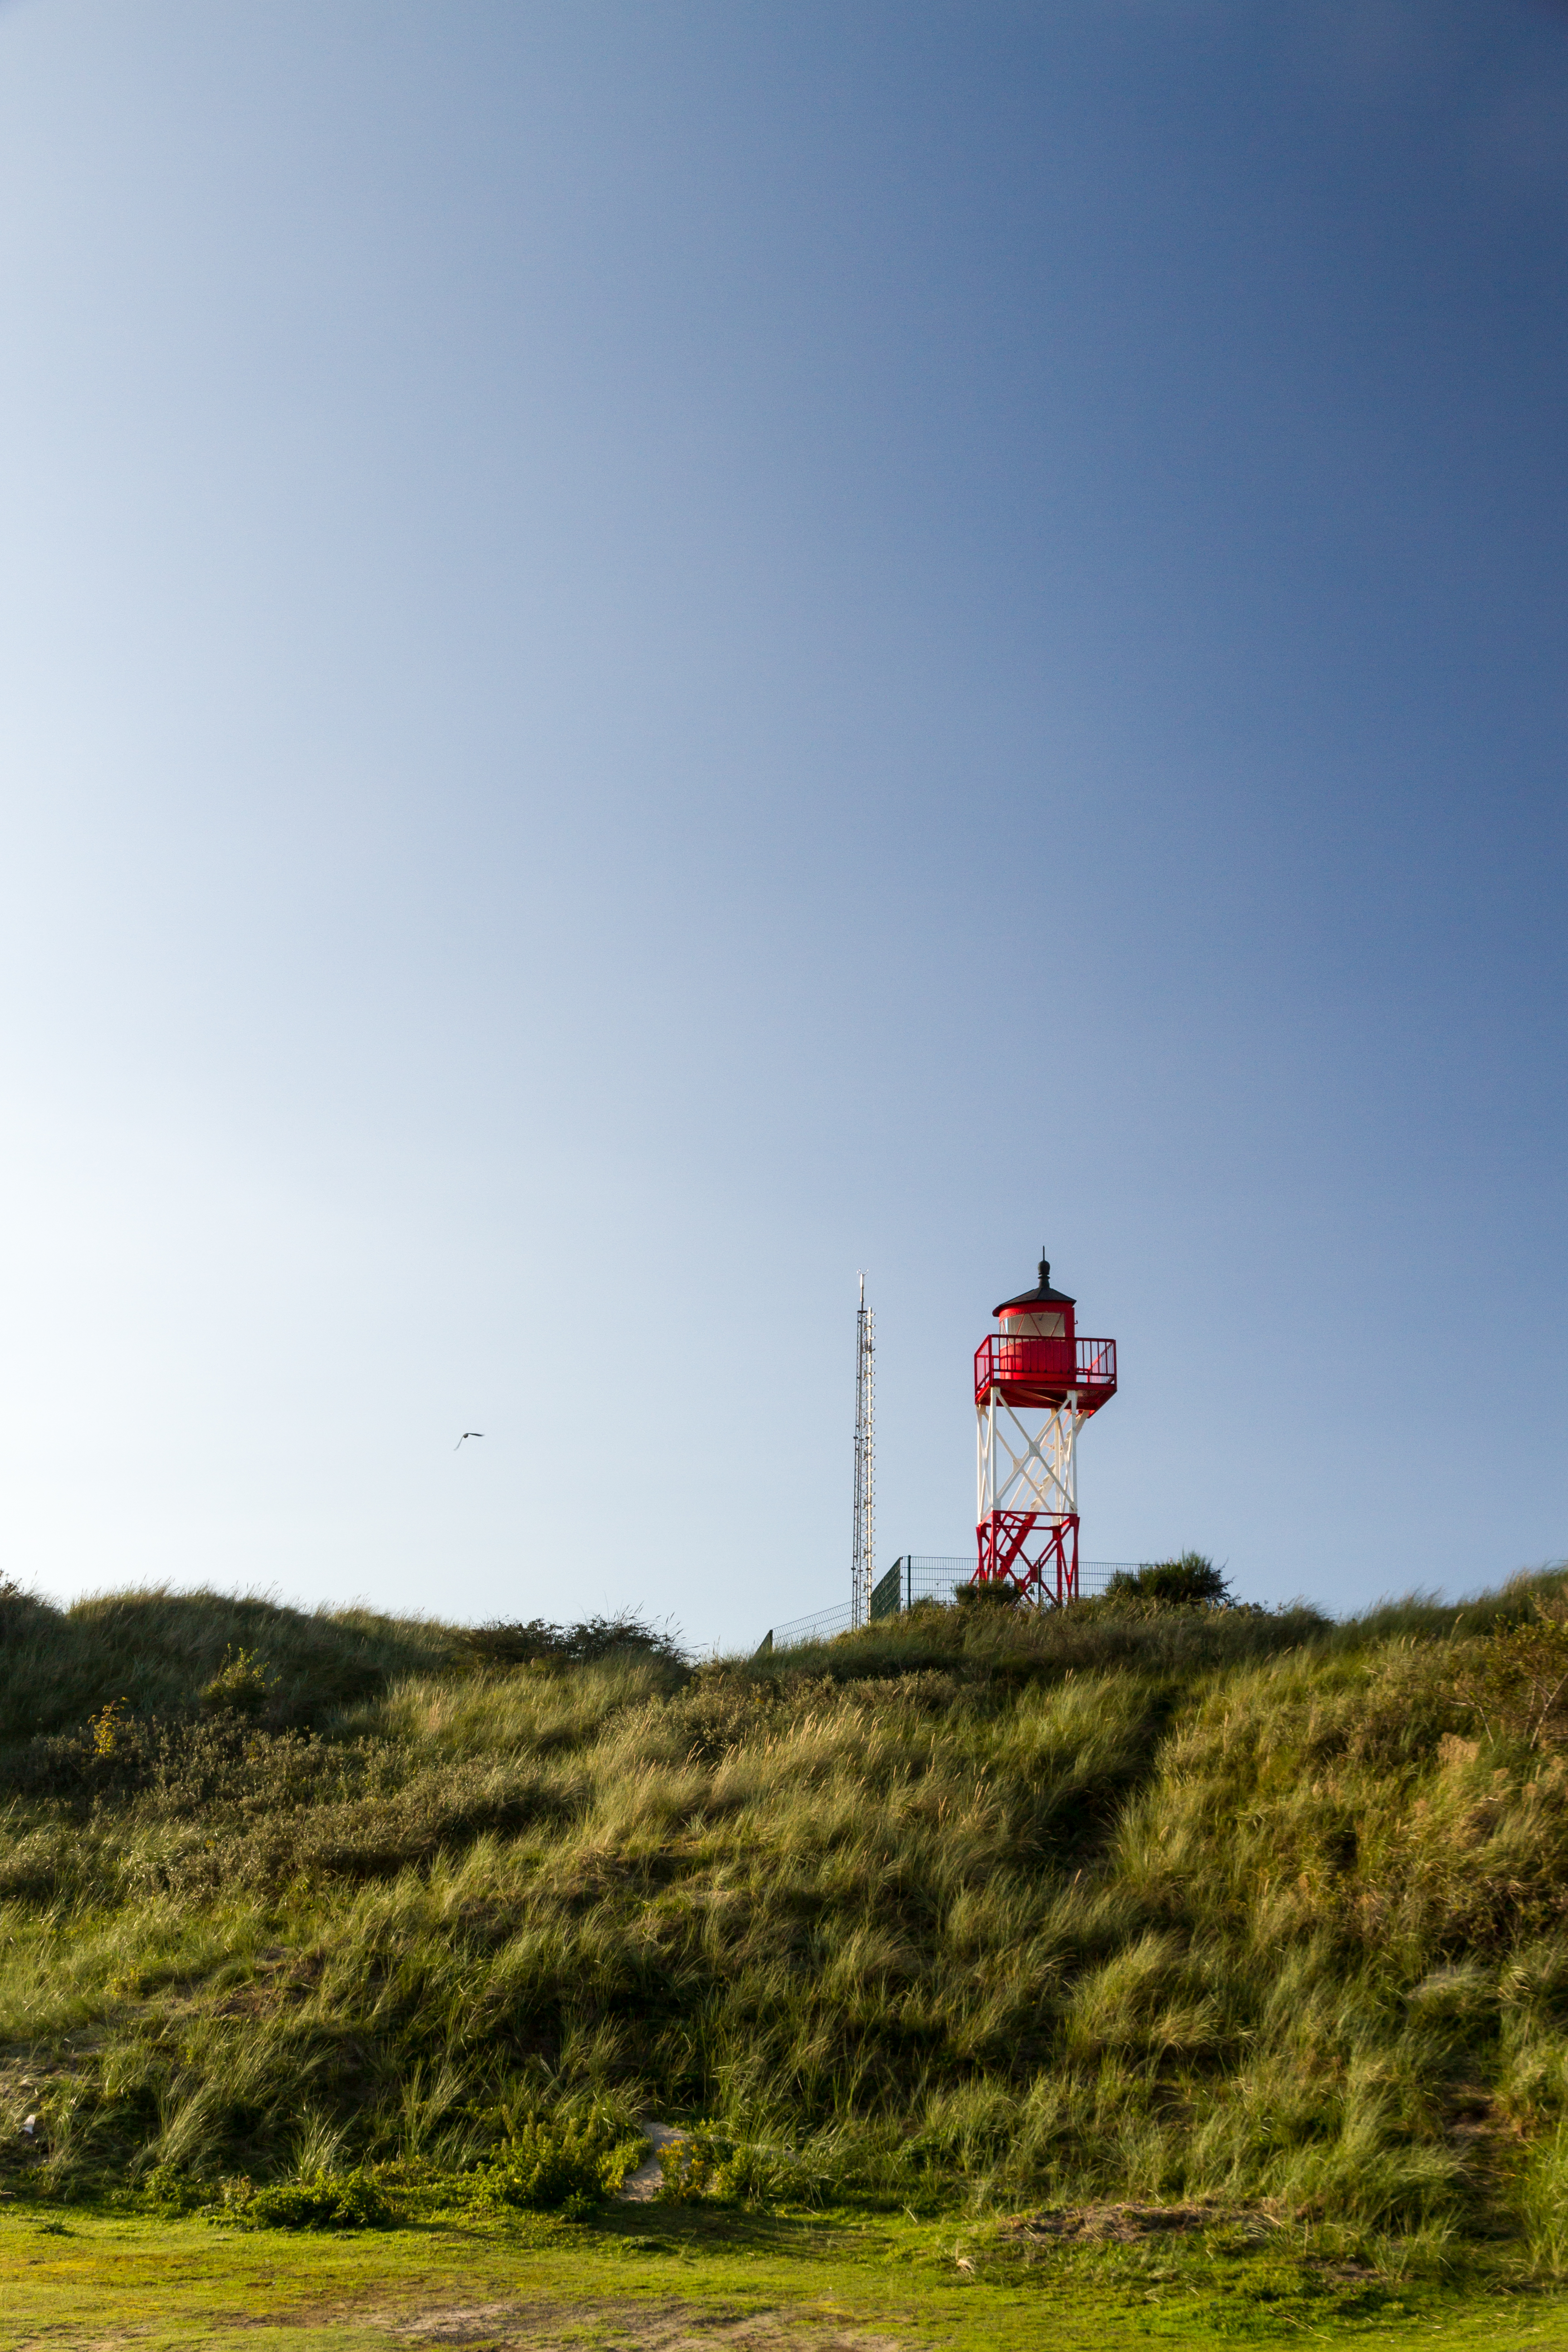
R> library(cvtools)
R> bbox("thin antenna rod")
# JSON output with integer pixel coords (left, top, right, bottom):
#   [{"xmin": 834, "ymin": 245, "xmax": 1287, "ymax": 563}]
[{"xmin": 852, "ymin": 1274, "xmax": 876, "ymax": 1627}]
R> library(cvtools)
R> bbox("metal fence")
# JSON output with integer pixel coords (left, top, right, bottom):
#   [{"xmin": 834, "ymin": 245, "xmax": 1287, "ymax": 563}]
[
  {"xmin": 756, "ymin": 1556, "xmax": 1153, "ymax": 1654},
  {"xmin": 760, "ymin": 1600, "xmax": 859, "ymax": 1651}
]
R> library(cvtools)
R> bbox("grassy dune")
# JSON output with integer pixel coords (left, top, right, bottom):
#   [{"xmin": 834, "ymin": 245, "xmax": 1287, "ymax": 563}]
[{"xmin": 2, "ymin": 1572, "xmax": 1568, "ymax": 2277}]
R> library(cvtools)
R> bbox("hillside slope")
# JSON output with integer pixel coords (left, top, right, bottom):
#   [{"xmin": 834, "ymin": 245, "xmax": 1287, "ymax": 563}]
[{"xmin": 2, "ymin": 1575, "xmax": 1567, "ymax": 2260}]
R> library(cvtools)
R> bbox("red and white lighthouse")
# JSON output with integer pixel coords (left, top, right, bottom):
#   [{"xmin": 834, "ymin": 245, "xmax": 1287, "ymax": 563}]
[{"xmin": 973, "ymin": 1254, "xmax": 1117, "ymax": 1603}]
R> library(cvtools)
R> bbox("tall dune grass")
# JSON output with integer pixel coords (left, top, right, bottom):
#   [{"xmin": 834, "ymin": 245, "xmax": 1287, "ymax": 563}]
[{"xmin": 2, "ymin": 1571, "xmax": 1567, "ymax": 2257}]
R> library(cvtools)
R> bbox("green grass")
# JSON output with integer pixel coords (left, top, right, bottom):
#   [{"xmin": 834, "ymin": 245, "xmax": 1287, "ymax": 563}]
[
  {"xmin": 1, "ymin": 2200, "xmax": 1565, "ymax": 2349},
  {"xmin": 4, "ymin": 1570, "xmax": 1568, "ymax": 2290}
]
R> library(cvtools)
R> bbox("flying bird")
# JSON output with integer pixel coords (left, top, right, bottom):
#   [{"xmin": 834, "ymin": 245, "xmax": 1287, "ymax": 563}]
[{"xmin": 454, "ymin": 1431, "xmax": 485, "ymax": 1450}]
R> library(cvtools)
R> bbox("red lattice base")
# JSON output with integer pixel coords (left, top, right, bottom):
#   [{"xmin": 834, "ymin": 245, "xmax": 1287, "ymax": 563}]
[{"xmin": 974, "ymin": 1511, "xmax": 1079, "ymax": 1605}]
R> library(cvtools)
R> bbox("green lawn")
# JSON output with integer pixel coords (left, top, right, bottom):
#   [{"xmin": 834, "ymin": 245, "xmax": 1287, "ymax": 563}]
[{"xmin": 1, "ymin": 2203, "xmax": 1563, "ymax": 2351}]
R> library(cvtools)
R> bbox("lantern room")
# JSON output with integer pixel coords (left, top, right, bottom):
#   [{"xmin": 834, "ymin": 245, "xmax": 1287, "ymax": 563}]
[
  {"xmin": 996, "ymin": 1257, "xmax": 1077, "ymax": 1347},
  {"xmin": 975, "ymin": 1254, "xmax": 1117, "ymax": 1414}
]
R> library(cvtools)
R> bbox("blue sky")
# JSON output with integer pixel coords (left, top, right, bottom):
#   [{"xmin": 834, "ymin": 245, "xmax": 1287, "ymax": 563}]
[{"xmin": 0, "ymin": 1, "xmax": 1564, "ymax": 1646}]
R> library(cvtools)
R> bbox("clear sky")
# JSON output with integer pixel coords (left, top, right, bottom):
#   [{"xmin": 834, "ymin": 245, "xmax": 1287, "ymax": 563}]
[{"xmin": 1, "ymin": 1, "xmax": 1564, "ymax": 1648}]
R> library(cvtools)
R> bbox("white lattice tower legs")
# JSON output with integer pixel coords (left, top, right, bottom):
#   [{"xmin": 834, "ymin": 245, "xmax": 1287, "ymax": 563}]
[
  {"xmin": 977, "ymin": 1392, "xmax": 1080, "ymax": 1525},
  {"xmin": 975, "ymin": 1389, "xmax": 1082, "ymax": 1602}
]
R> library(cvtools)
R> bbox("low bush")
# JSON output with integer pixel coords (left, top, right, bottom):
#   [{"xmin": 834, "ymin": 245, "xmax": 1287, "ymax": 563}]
[
  {"xmin": 1106, "ymin": 1553, "xmax": 1231, "ymax": 1605},
  {"xmin": 475, "ymin": 2119, "xmax": 609, "ymax": 2214},
  {"xmin": 459, "ymin": 1613, "xmax": 685, "ymax": 1672},
  {"xmin": 199, "ymin": 1646, "xmax": 275, "ymax": 1718},
  {"xmin": 1455, "ymin": 1595, "xmax": 1568, "ymax": 1751},
  {"xmin": 137, "ymin": 2163, "xmax": 211, "ymax": 2214},
  {"xmin": 245, "ymin": 2169, "xmax": 398, "ymax": 2230}
]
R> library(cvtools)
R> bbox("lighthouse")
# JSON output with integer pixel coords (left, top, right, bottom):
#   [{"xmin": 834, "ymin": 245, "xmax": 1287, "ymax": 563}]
[{"xmin": 973, "ymin": 1254, "xmax": 1117, "ymax": 1603}]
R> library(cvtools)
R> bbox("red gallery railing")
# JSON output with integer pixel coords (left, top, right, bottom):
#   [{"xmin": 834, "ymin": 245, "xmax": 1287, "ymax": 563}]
[{"xmin": 973, "ymin": 1334, "xmax": 1117, "ymax": 1412}]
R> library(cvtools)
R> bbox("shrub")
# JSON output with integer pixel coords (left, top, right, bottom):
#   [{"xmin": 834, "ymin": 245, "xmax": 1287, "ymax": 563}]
[
  {"xmin": 88, "ymin": 1696, "xmax": 134, "ymax": 1757},
  {"xmin": 138, "ymin": 2163, "xmax": 210, "ymax": 2214},
  {"xmin": 652, "ymin": 2125, "xmax": 794, "ymax": 2203},
  {"xmin": 246, "ymin": 2169, "xmax": 397, "ymax": 2230},
  {"xmin": 666, "ymin": 1674, "xmax": 775, "ymax": 1761},
  {"xmin": 200, "ymin": 1646, "xmax": 275, "ymax": 1717},
  {"xmin": 1455, "ymin": 1595, "xmax": 1568, "ymax": 1751},
  {"xmin": 475, "ymin": 2118, "xmax": 608, "ymax": 2214},
  {"xmin": 460, "ymin": 1614, "xmax": 685, "ymax": 1670},
  {"xmin": 1107, "ymin": 1554, "xmax": 1230, "ymax": 1606},
  {"xmin": 0, "ymin": 1711, "xmax": 334, "ymax": 1808}
]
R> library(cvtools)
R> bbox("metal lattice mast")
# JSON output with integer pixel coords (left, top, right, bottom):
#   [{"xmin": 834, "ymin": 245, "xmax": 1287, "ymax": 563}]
[{"xmin": 851, "ymin": 1274, "xmax": 875, "ymax": 1626}]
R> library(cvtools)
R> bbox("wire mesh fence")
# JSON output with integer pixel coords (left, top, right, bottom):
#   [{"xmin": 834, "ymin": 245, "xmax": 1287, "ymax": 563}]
[
  {"xmin": 760, "ymin": 1601, "xmax": 858, "ymax": 1651},
  {"xmin": 756, "ymin": 1556, "xmax": 1153, "ymax": 1654},
  {"xmin": 875, "ymin": 1554, "xmax": 1145, "ymax": 1615}
]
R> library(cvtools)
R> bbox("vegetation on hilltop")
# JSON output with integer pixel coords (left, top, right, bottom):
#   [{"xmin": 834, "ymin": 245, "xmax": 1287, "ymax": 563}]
[
  {"xmin": 2, "ymin": 1569, "xmax": 1568, "ymax": 2273},
  {"xmin": 1104, "ymin": 1551, "xmax": 1231, "ymax": 1605}
]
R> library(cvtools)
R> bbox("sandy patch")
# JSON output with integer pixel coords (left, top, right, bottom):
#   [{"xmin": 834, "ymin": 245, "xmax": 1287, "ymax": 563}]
[
  {"xmin": 392, "ymin": 2300, "xmax": 902, "ymax": 2348},
  {"xmin": 617, "ymin": 2122, "xmax": 689, "ymax": 2205},
  {"xmin": 60, "ymin": 2295, "xmax": 902, "ymax": 2351},
  {"xmin": 1005, "ymin": 2201, "xmax": 1279, "ymax": 2245}
]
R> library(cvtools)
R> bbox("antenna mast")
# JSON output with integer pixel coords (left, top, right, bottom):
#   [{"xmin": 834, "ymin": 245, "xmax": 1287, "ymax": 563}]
[{"xmin": 852, "ymin": 1274, "xmax": 875, "ymax": 1626}]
